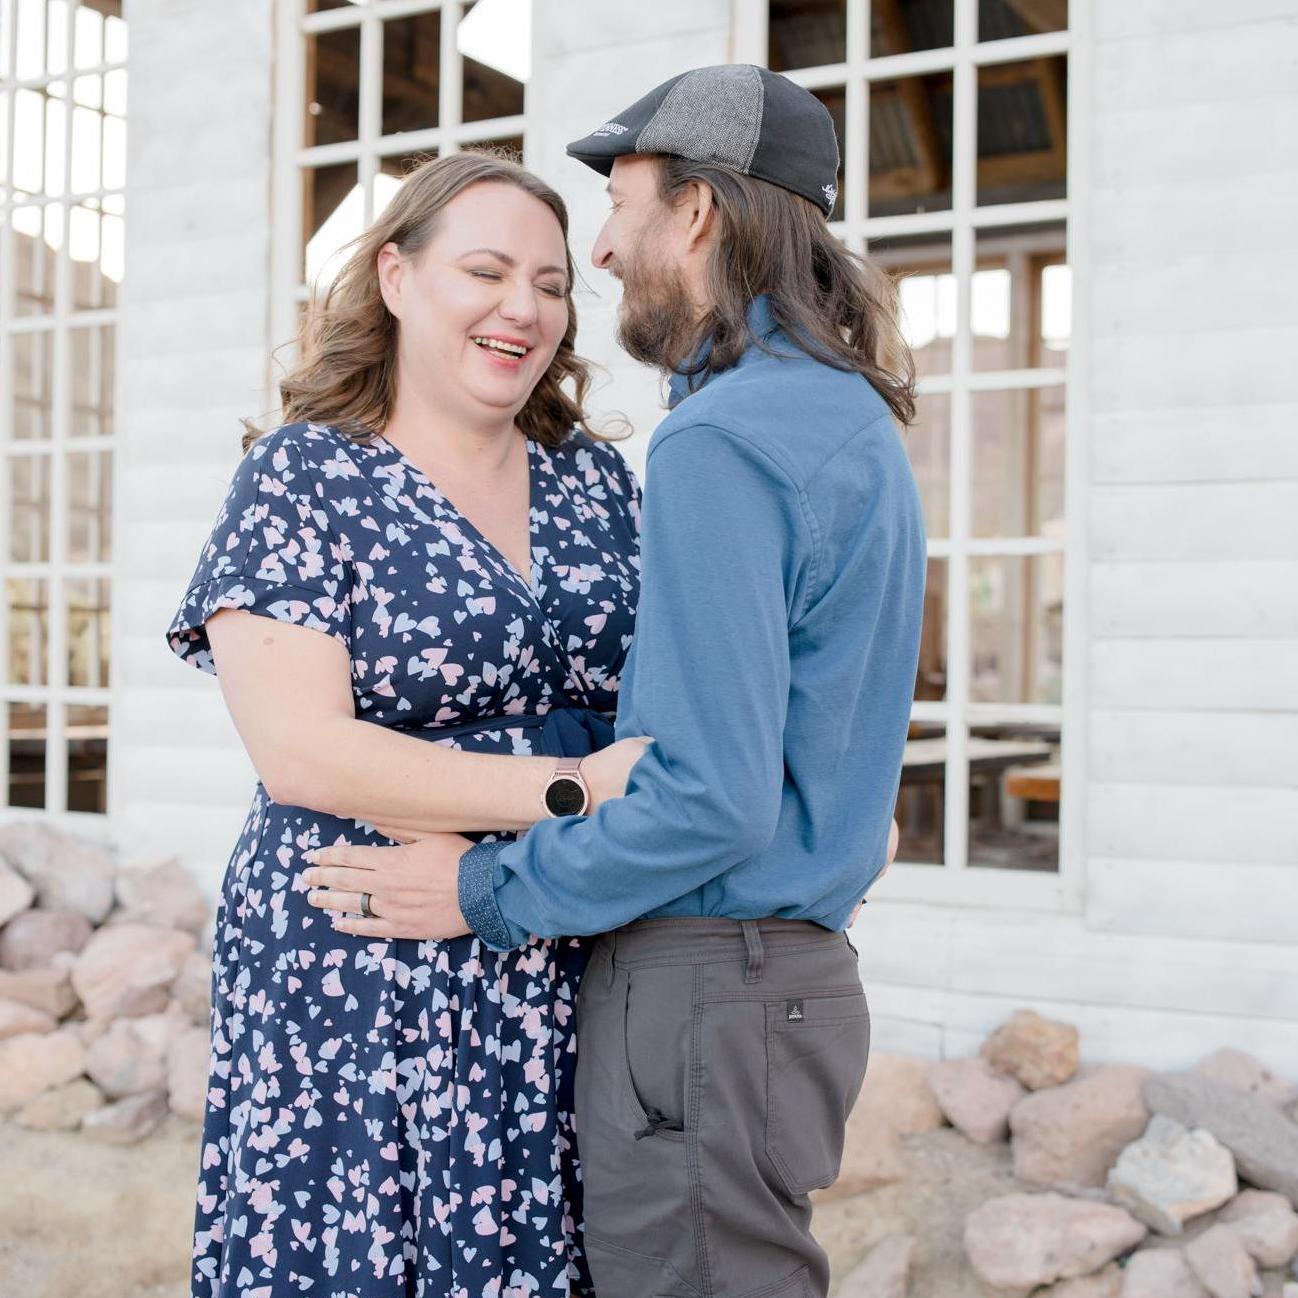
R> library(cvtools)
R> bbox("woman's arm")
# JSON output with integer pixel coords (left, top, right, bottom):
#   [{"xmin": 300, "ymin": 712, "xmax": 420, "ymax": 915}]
[{"xmin": 205, "ymin": 608, "xmax": 633, "ymax": 833}]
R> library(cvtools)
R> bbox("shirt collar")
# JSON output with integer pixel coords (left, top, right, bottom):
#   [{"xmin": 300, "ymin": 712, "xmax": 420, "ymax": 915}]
[{"xmin": 667, "ymin": 293, "xmax": 782, "ymax": 409}]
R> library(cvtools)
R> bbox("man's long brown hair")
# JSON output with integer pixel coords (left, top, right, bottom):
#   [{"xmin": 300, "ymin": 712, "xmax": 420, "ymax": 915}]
[
  {"xmin": 244, "ymin": 152, "xmax": 596, "ymax": 451},
  {"xmin": 658, "ymin": 157, "xmax": 917, "ymax": 426}
]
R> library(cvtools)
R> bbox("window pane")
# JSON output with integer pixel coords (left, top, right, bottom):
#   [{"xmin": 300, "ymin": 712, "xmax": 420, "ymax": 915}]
[
  {"xmin": 69, "ymin": 202, "xmax": 121, "ymax": 309},
  {"xmin": 915, "ymin": 555, "xmax": 948, "ymax": 703},
  {"xmin": 869, "ymin": 72, "xmax": 952, "ymax": 216},
  {"xmin": 871, "ymin": 233, "xmax": 953, "ymax": 379},
  {"xmin": 871, "ymin": 0, "xmax": 954, "ymax": 55},
  {"xmin": 67, "ymin": 703, "xmax": 109, "ymax": 814},
  {"xmin": 73, "ymin": 2, "xmax": 103, "ymax": 69},
  {"xmin": 7, "ymin": 578, "xmax": 49, "ymax": 686},
  {"xmin": 16, "ymin": 0, "xmax": 48, "ymax": 79},
  {"xmin": 302, "ymin": 161, "xmax": 359, "ymax": 291},
  {"xmin": 306, "ymin": 24, "xmax": 361, "ymax": 147},
  {"xmin": 7, "ymin": 703, "xmax": 47, "ymax": 810},
  {"xmin": 13, "ymin": 203, "xmax": 57, "ymax": 317},
  {"xmin": 12, "ymin": 332, "xmax": 55, "ymax": 440},
  {"xmin": 810, "ymin": 86, "xmax": 845, "ymax": 222},
  {"xmin": 769, "ymin": 0, "xmax": 846, "ymax": 71},
  {"xmin": 7, "ymin": 454, "xmax": 51, "ymax": 563},
  {"xmin": 906, "ymin": 393, "xmax": 949, "ymax": 540},
  {"xmin": 382, "ymin": 10, "xmax": 441, "ymax": 136},
  {"xmin": 970, "ymin": 553, "xmax": 1064, "ymax": 705},
  {"xmin": 897, "ymin": 722, "xmax": 946, "ymax": 865},
  {"xmin": 378, "ymin": 149, "xmax": 436, "ymax": 182},
  {"xmin": 976, "ymin": 56, "xmax": 1067, "ymax": 207},
  {"xmin": 67, "ymin": 576, "xmax": 111, "ymax": 688},
  {"xmin": 972, "ymin": 390, "xmax": 1065, "ymax": 541},
  {"xmin": 979, "ymin": 0, "xmax": 1068, "ymax": 42},
  {"xmin": 972, "ymin": 224, "xmax": 1066, "ymax": 371},
  {"xmin": 462, "ymin": 53, "xmax": 524, "ymax": 125},
  {"xmin": 70, "ymin": 324, "xmax": 115, "ymax": 439},
  {"xmin": 968, "ymin": 723, "xmax": 1060, "ymax": 871},
  {"xmin": 67, "ymin": 450, "xmax": 113, "ymax": 564}
]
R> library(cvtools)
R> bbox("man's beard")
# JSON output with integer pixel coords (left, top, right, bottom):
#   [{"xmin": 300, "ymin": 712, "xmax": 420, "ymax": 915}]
[{"xmin": 614, "ymin": 251, "xmax": 701, "ymax": 373}]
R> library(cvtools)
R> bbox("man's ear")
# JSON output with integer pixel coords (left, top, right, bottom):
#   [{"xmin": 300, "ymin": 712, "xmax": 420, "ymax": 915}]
[
  {"xmin": 376, "ymin": 242, "xmax": 405, "ymax": 318},
  {"xmin": 682, "ymin": 180, "xmax": 716, "ymax": 254}
]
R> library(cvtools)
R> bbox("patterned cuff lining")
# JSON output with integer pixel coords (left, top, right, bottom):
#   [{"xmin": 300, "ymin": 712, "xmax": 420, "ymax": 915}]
[{"xmin": 457, "ymin": 842, "xmax": 516, "ymax": 952}]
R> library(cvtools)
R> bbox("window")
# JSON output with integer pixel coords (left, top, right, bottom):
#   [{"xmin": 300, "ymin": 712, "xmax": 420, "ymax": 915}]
[
  {"xmin": 273, "ymin": 0, "xmax": 532, "ymax": 350},
  {"xmin": 749, "ymin": 0, "xmax": 1079, "ymax": 904},
  {"xmin": 1, "ymin": 0, "xmax": 126, "ymax": 814}
]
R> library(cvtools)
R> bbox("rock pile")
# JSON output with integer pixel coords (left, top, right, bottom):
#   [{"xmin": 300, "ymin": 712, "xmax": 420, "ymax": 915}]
[
  {"xmin": 0, "ymin": 820, "xmax": 213, "ymax": 1143},
  {"xmin": 834, "ymin": 1009, "xmax": 1298, "ymax": 1298}
]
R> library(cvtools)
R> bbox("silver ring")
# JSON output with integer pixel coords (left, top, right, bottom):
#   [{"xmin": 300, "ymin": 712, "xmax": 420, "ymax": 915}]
[{"xmin": 359, "ymin": 891, "xmax": 374, "ymax": 920}]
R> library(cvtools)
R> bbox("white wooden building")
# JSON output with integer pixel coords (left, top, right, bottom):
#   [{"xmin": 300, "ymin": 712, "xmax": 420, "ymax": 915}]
[{"xmin": 2, "ymin": 0, "xmax": 1296, "ymax": 1072}]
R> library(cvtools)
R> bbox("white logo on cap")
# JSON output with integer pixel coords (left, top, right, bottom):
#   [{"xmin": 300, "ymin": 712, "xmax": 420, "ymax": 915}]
[
  {"xmin": 823, "ymin": 182, "xmax": 839, "ymax": 208},
  {"xmin": 592, "ymin": 121, "xmax": 629, "ymax": 138}
]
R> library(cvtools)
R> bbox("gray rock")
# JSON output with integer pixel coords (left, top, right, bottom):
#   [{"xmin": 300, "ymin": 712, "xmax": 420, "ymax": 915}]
[
  {"xmin": 836, "ymin": 1234, "xmax": 914, "ymax": 1298},
  {"xmin": 1107, "ymin": 1115, "xmax": 1238, "ymax": 1235},
  {"xmin": 71, "ymin": 922, "xmax": 196, "ymax": 1021},
  {"xmin": 80, "ymin": 1088, "xmax": 168, "ymax": 1144},
  {"xmin": 1011, "ymin": 1065, "xmax": 1151, "ymax": 1188},
  {"xmin": 13, "ymin": 1077, "xmax": 105, "ymax": 1131},
  {"xmin": 982, "ymin": 1009, "xmax": 1081, "ymax": 1090},
  {"xmin": 0, "ymin": 963, "xmax": 78, "ymax": 1018},
  {"xmin": 1121, "ymin": 1249, "xmax": 1210, "ymax": 1298},
  {"xmin": 1041, "ymin": 1263, "xmax": 1123, "ymax": 1297},
  {"xmin": 1193, "ymin": 1049, "xmax": 1295, "ymax": 1110},
  {"xmin": 0, "ymin": 858, "xmax": 35, "ymax": 925},
  {"xmin": 1146, "ymin": 1073, "xmax": 1298, "ymax": 1207},
  {"xmin": 0, "ymin": 908, "xmax": 93, "ymax": 971},
  {"xmin": 0, "ymin": 821, "xmax": 115, "ymax": 923},
  {"xmin": 929, "ymin": 1056, "xmax": 1025, "ymax": 1145},
  {"xmin": 1184, "ymin": 1224, "xmax": 1262, "ymax": 1298},
  {"xmin": 0, "ymin": 997, "xmax": 56, "ymax": 1041},
  {"xmin": 84, "ymin": 1010, "xmax": 184, "ymax": 1098},
  {"xmin": 963, "ymin": 1191, "xmax": 1147, "ymax": 1291},
  {"xmin": 1218, "ymin": 1190, "xmax": 1298, "ymax": 1269}
]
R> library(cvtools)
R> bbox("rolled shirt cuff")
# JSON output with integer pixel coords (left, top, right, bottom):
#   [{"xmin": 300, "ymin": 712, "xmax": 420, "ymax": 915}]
[{"xmin": 457, "ymin": 841, "xmax": 517, "ymax": 953}]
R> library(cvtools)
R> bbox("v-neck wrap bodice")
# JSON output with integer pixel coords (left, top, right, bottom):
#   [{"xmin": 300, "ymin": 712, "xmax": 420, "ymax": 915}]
[{"xmin": 169, "ymin": 421, "xmax": 641, "ymax": 749}]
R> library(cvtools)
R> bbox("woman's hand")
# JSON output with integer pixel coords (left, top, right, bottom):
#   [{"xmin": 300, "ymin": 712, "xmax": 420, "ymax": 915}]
[
  {"xmin": 848, "ymin": 818, "xmax": 901, "ymax": 927},
  {"xmin": 301, "ymin": 833, "xmax": 475, "ymax": 939},
  {"xmin": 581, "ymin": 736, "xmax": 653, "ymax": 810}
]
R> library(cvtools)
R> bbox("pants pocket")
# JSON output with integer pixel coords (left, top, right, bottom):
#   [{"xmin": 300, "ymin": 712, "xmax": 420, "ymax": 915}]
[
  {"xmin": 584, "ymin": 1234, "xmax": 704, "ymax": 1298},
  {"xmin": 764, "ymin": 990, "xmax": 870, "ymax": 1197}
]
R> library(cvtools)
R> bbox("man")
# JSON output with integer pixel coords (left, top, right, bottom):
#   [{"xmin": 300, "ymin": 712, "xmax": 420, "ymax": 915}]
[{"xmin": 309, "ymin": 64, "xmax": 925, "ymax": 1298}]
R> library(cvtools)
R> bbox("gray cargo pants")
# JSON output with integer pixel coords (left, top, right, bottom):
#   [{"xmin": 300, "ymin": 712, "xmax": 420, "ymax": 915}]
[{"xmin": 574, "ymin": 917, "xmax": 870, "ymax": 1298}]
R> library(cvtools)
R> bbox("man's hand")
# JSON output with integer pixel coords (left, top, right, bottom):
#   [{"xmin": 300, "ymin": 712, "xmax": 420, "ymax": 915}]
[
  {"xmin": 301, "ymin": 833, "xmax": 475, "ymax": 939},
  {"xmin": 848, "ymin": 818, "xmax": 901, "ymax": 927}
]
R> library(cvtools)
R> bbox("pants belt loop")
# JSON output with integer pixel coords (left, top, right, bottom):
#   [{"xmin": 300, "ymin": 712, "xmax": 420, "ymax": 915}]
[{"xmin": 740, "ymin": 920, "xmax": 764, "ymax": 985}]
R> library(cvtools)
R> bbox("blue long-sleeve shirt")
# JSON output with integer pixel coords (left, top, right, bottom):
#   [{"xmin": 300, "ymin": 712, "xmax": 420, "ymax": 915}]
[{"xmin": 459, "ymin": 295, "xmax": 926, "ymax": 952}]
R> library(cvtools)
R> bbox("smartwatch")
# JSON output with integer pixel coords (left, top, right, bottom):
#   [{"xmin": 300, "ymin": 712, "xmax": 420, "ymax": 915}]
[{"xmin": 543, "ymin": 757, "xmax": 590, "ymax": 818}]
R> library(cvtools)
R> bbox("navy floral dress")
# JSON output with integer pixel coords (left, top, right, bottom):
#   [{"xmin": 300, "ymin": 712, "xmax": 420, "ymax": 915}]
[{"xmin": 166, "ymin": 422, "xmax": 640, "ymax": 1298}]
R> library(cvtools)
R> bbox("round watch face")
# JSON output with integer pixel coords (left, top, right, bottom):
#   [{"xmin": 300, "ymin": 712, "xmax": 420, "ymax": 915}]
[{"xmin": 544, "ymin": 776, "xmax": 587, "ymax": 817}]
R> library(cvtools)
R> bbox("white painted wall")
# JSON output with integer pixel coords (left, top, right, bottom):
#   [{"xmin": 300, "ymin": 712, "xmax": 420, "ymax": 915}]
[
  {"xmin": 857, "ymin": 0, "xmax": 1298, "ymax": 1073},
  {"xmin": 100, "ymin": 0, "xmax": 1298, "ymax": 1071},
  {"xmin": 109, "ymin": 0, "xmax": 276, "ymax": 892}
]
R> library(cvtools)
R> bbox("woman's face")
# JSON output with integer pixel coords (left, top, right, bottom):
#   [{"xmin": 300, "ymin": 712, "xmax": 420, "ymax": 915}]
[{"xmin": 380, "ymin": 180, "xmax": 571, "ymax": 424}]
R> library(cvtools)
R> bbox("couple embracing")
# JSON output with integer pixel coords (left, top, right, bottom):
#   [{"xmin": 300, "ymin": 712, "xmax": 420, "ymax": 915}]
[{"xmin": 167, "ymin": 64, "xmax": 925, "ymax": 1298}]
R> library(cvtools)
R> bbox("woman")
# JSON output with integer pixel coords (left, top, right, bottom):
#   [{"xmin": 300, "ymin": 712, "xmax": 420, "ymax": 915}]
[{"xmin": 167, "ymin": 153, "xmax": 643, "ymax": 1297}]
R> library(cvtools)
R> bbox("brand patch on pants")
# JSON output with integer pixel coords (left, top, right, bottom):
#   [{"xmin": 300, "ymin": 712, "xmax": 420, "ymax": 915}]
[{"xmin": 786, "ymin": 1000, "xmax": 804, "ymax": 1022}]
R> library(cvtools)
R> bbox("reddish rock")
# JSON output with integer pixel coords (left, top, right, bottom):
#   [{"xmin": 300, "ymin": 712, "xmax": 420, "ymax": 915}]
[
  {"xmin": 0, "ymin": 963, "xmax": 78, "ymax": 1018},
  {"xmin": 836, "ymin": 1235, "xmax": 914, "ymax": 1298},
  {"xmin": 982, "ymin": 1009, "xmax": 1080, "ymax": 1090},
  {"xmin": 71, "ymin": 922, "xmax": 196, "ymax": 1021},
  {"xmin": 167, "ymin": 1025, "xmax": 210, "ymax": 1121},
  {"xmin": 80, "ymin": 1088, "xmax": 168, "ymax": 1144},
  {"xmin": 929, "ymin": 1056, "xmax": 1026, "ymax": 1144},
  {"xmin": 113, "ymin": 857, "xmax": 209, "ymax": 936},
  {"xmin": 855, "ymin": 1052, "xmax": 946, "ymax": 1135},
  {"xmin": 1218, "ymin": 1189, "xmax": 1298, "ymax": 1269},
  {"xmin": 0, "ymin": 821, "xmax": 115, "ymax": 923},
  {"xmin": 0, "ymin": 858, "xmax": 35, "ymax": 926},
  {"xmin": 0, "ymin": 997, "xmax": 56, "ymax": 1041},
  {"xmin": 1193, "ymin": 1048, "xmax": 1295, "ymax": 1109},
  {"xmin": 1184, "ymin": 1224, "xmax": 1260, "ymax": 1298},
  {"xmin": 1041, "ymin": 1263, "xmax": 1123, "ymax": 1297},
  {"xmin": 0, "ymin": 908, "xmax": 93, "ymax": 971},
  {"xmin": 1121, "ymin": 1249, "xmax": 1210, "ymax": 1298},
  {"xmin": 171, "ymin": 950, "xmax": 212, "ymax": 1026},
  {"xmin": 13, "ymin": 1077, "xmax": 105, "ymax": 1131},
  {"xmin": 0, "ymin": 1028, "xmax": 86, "ymax": 1110},
  {"xmin": 813, "ymin": 1109, "xmax": 907, "ymax": 1202},
  {"xmin": 84, "ymin": 1009, "xmax": 185, "ymax": 1098},
  {"xmin": 963, "ymin": 1192, "xmax": 1147, "ymax": 1291},
  {"xmin": 1011, "ymin": 1064, "xmax": 1151, "ymax": 1188}
]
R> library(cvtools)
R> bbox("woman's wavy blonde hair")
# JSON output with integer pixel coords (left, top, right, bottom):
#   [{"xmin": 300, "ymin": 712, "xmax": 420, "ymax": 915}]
[{"xmin": 244, "ymin": 151, "xmax": 596, "ymax": 452}]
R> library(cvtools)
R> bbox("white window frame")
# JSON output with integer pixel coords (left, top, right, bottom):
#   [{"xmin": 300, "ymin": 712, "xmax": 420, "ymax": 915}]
[
  {"xmin": 270, "ymin": 0, "xmax": 534, "ymax": 357},
  {"xmin": 735, "ymin": 0, "xmax": 1090, "ymax": 913},
  {"xmin": 0, "ymin": 0, "xmax": 124, "ymax": 818}
]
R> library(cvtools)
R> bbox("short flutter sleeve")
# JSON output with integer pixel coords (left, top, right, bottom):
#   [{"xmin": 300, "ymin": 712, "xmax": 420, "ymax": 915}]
[{"xmin": 166, "ymin": 430, "xmax": 353, "ymax": 675}]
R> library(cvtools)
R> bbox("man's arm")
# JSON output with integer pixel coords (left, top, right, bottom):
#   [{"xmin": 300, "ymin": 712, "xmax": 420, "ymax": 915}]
[{"xmin": 459, "ymin": 423, "xmax": 811, "ymax": 951}]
